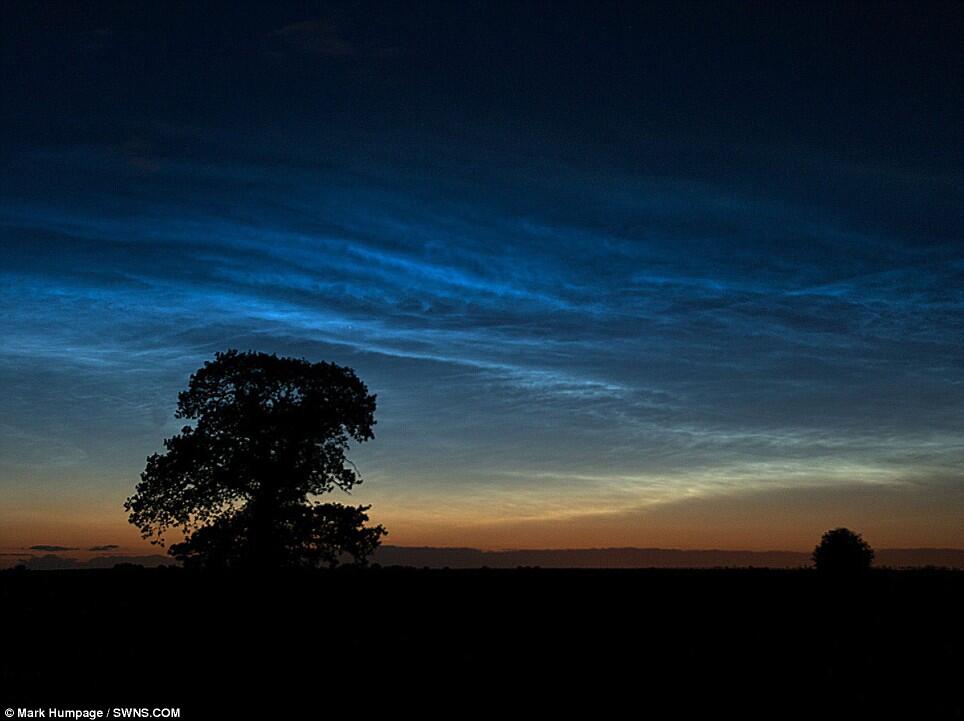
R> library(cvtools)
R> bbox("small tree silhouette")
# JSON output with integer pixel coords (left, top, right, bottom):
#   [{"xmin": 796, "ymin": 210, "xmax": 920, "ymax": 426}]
[
  {"xmin": 125, "ymin": 350, "xmax": 386, "ymax": 569},
  {"xmin": 812, "ymin": 528, "xmax": 874, "ymax": 574}
]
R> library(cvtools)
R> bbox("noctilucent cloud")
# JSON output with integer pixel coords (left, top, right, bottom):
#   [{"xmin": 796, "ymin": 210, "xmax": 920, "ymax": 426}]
[{"xmin": 2, "ymin": 2, "xmax": 962, "ymax": 552}]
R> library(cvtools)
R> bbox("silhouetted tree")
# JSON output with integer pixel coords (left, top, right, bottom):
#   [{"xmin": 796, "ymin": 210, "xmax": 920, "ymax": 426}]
[
  {"xmin": 812, "ymin": 528, "xmax": 874, "ymax": 574},
  {"xmin": 125, "ymin": 350, "xmax": 386, "ymax": 569}
]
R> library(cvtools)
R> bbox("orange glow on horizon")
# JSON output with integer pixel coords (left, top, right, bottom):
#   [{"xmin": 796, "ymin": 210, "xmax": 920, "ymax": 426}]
[{"xmin": 4, "ymin": 479, "xmax": 963, "ymax": 561}]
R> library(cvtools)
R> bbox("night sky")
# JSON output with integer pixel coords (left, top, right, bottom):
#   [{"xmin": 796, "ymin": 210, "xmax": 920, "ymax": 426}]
[{"xmin": 2, "ymin": 1, "xmax": 962, "ymax": 555}]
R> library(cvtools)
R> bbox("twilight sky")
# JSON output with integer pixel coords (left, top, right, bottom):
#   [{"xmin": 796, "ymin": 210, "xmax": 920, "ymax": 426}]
[{"xmin": 2, "ymin": 1, "xmax": 962, "ymax": 554}]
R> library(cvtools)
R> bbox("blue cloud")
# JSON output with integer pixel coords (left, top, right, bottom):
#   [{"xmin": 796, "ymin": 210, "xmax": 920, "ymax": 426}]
[{"xmin": 1, "ymin": 100, "xmax": 962, "ymax": 534}]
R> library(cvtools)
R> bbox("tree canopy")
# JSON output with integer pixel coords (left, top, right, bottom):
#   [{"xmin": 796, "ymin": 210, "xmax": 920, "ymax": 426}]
[
  {"xmin": 812, "ymin": 527, "xmax": 874, "ymax": 575},
  {"xmin": 125, "ymin": 349, "xmax": 386, "ymax": 569}
]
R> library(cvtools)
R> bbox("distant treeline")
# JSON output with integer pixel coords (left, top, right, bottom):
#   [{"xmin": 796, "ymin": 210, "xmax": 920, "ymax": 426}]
[
  {"xmin": 371, "ymin": 545, "xmax": 964, "ymax": 569},
  {"xmin": 5, "ymin": 546, "xmax": 963, "ymax": 571}
]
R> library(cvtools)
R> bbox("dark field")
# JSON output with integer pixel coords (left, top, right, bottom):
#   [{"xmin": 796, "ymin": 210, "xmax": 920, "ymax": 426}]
[{"xmin": 2, "ymin": 567, "xmax": 961, "ymax": 718}]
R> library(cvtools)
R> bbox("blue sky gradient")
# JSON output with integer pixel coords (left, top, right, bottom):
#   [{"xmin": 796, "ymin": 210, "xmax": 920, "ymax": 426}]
[{"xmin": 2, "ymin": 2, "xmax": 961, "ymax": 550}]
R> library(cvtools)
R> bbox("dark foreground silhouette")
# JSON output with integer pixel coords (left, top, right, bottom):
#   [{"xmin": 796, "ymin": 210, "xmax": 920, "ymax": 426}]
[
  {"xmin": 813, "ymin": 527, "xmax": 875, "ymax": 575},
  {"xmin": 1, "ymin": 566, "xmax": 961, "ymax": 718},
  {"xmin": 127, "ymin": 350, "xmax": 385, "ymax": 570}
]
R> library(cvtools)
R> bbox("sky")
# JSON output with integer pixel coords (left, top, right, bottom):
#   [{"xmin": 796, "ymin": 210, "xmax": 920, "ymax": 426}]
[{"xmin": 1, "ymin": 1, "xmax": 962, "ymax": 556}]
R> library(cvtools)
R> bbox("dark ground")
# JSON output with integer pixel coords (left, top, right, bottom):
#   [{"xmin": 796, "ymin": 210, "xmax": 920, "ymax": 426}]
[{"xmin": 1, "ymin": 566, "xmax": 961, "ymax": 718}]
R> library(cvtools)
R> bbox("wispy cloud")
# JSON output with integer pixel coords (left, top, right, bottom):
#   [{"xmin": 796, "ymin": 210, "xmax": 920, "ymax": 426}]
[
  {"xmin": 28, "ymin": 545, "xmax": 78, "ymax": 552},
  {"xmin": 1, "ymin": 138, "xmax": 961, "ymax": 530}
]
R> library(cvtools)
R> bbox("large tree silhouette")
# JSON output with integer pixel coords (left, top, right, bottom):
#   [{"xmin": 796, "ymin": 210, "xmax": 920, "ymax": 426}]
[{"xmin": 126, "ymin": 350, "xmax": 386, "ymax": 569}]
